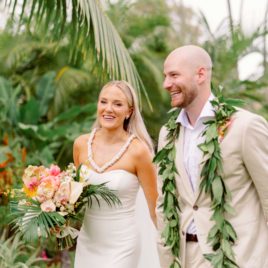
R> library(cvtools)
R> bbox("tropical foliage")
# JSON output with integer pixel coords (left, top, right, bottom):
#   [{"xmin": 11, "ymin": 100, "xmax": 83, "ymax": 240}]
[
  {"xmin": 0, "ymin": 0, "xmax": 267, "ymax": 266},
  {"xmin": 0, "ymin": 232, "xmax": 42, "ymax": 268},
  {"xmin": 3, "ymin": 0, "xmax": 147, "ymax": 99}
]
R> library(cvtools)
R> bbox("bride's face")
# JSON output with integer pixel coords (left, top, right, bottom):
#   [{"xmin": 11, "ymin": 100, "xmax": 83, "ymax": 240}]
[{"xmin": 97, "ymin": 85, "xmax": 132, "ymax": 130}]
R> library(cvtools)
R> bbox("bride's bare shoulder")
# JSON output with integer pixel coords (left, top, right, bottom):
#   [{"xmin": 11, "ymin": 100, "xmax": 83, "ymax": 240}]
[
  {"xmin": 129, "ymin": 138, "xmax": 152, "ymax": 159},
  {"xmin": 74, "ymin": 133, "xmax": 90, "ymax": 148}
]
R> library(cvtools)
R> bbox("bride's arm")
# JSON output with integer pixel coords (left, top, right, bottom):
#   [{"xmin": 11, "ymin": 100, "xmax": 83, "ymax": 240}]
[
  {"xmin": 73, "ymin": 135, "xmax": 85, "ymax": 168},
  {"xmin": 73, "ymin": 134, "xmax": 89, "ymax": 168},
  {"xmin": 134, "ymin": 141, "xmax": 158, "ymax": 227},
  {"xmin": 73, "ymin": 136, "xmax": 82, "ymax": 168}
]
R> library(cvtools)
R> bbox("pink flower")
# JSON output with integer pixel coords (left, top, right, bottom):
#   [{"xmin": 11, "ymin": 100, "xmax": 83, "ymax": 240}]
[
  {"xmin": 54, "ymin": 182, "xmax": 70, "ymax": 206},
  {"xmin": 22, "ymin": 165, "xmax": 48, "ymax": 197},
  {"xmin": 40, "ymin": 199, "xmax": 56, "ymax": 212},
  {"xmin": 49, "ymin": 164, "xmax": 61, "ymax": 176},
  {"xmin": 41, "ymin": 175, "xmax": 61, "ymax": 189},
  {"xmin": 41, "ymin": 250, "xmax": 48, "ymax": 260},
  {"xmin": 36, "ymin": 177, "xmax": 57, "ymax": 203},
  {"xmin": 25, "ymin": 176, "xmax": 39, "ymax": 190}
]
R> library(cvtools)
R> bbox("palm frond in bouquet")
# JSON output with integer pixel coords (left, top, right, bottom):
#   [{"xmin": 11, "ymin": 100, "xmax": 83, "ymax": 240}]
[{"xmin": 9, "ymin": 163, "xmax": 121, "ymax": 250}]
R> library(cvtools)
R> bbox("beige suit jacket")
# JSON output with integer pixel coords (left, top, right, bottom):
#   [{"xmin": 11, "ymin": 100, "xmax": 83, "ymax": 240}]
[{"xmin": 156, "ymin": 109, "xmax": 268, "ymax": 268}]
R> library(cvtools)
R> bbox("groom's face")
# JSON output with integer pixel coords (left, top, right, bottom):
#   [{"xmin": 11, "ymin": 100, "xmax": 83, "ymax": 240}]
[{"xmin": 163, "ymin": 56, "xmax": 198, "ymax": 108}]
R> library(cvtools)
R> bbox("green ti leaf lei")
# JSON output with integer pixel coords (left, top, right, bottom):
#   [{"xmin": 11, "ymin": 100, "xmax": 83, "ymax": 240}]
[
  {"xmin": 154, "ymin": 94, "xmax": 242, "ymax": 268},
  {"xmin": 154, "ymin": 108, "xmax": 181, "ymax": 268}
]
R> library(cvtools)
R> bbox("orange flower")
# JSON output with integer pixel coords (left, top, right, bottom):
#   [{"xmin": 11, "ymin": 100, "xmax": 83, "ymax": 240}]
[
  {"xmin": 218, "ymin": 118, "xmax": 233, "ymax": 142},
  {"xmin": 23, "ymin": 185, "xmax": 38, "ymax": 198},
  {"xmin": 21, "ymin": 147, "xmax": 27, "ymax": 163},
  {"xmin": 0, "ymin": 153, "xmax": 14, "ymax": 168},
  {"xmin": 3, "ymin": 133, "xmax": 8, "ymax": 145}
]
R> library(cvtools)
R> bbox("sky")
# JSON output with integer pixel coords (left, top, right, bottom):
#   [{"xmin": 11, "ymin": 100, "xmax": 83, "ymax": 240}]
[
  {"xmin": 184, "ymin": 0, "xmax": 267, "ymax": 33},
  {"xmin": 1, "ymin": 0, "xmax": 267, "ymax": 80},
  {"xmin": 182, "ymin": 0, "xmax": 268, "ymax": 80}
]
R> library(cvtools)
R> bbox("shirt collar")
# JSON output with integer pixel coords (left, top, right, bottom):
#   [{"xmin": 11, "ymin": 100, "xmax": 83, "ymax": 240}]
[{"xmin": 176, "ymin": 94, "xmax": 215, "ymax": 128}]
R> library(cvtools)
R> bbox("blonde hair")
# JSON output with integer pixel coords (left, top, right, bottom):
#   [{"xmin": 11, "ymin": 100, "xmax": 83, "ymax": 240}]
[{"xmin": 92, "ymin": 80, "xmax": 154, "ymax": 152}]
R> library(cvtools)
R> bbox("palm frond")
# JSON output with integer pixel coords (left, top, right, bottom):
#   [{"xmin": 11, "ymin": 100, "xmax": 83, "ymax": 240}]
[
  {"xmin": 10, "ymin": 201, "xmax": 66, "ymax": 242},
  {"xmin": 6, "ymin": 0, "xmax": 150, "ymax": 106},
  {"xmin": 52, "ymin": 66, "xmax": 93, "ymax": 115},
  {"xmin": 79, "ymin": 183, "xmax": 121, "ymax": 210},
  {"xmin": 199, "ymin": 10, "xmax": 215, "ymax": 40}
]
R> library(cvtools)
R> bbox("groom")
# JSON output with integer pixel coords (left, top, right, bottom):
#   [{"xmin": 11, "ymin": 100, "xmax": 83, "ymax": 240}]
[{"xmin": 156, "ymin": 45, "xmax": 268, "ymax": 268}]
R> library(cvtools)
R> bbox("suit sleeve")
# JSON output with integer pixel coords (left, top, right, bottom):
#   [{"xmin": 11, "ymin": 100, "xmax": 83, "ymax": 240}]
[
  {"xmin": 156, "ymin": 126, "xmax": 174, "ymax": 268},
  {"xmin": 242, "ymin": 115, "xmax": 268, "ymax": 222}
]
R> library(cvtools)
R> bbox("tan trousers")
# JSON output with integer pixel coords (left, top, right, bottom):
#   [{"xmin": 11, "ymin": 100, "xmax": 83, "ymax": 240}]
[{"xmin": 185, "ymin": 242, "xmax": 212, "ymax": 268}]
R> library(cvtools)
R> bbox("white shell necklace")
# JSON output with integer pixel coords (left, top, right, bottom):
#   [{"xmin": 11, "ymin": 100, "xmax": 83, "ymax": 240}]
[{"xmin": 87, "ymin": 128, "xmax": 135, "ymax": 173}]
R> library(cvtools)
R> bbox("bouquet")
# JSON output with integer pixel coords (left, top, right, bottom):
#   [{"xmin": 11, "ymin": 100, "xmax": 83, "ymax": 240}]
[{"xmin": 9, "ymin": 163, "xmax": 120, "ymax": 250}]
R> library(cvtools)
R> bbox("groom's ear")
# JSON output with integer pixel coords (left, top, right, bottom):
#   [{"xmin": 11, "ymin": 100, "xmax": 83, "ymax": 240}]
[{"xmin": 196, "ymin": 67, "xmax": 207, "ymax": 84}]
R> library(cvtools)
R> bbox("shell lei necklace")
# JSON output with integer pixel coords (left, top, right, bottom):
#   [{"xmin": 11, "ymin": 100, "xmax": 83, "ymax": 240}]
[
  {"xmin": 153, "ymin": 93, "xmax": 242, "ymax": 268},
  {"xmin": 87, "ymin": 128, "xmax": 135, "ymax": 173}
]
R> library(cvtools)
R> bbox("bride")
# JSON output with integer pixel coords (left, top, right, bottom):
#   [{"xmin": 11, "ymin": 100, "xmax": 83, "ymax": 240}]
[{"xmin": 73, "ymin": 80, "xmax": 160, "ymax": 268}]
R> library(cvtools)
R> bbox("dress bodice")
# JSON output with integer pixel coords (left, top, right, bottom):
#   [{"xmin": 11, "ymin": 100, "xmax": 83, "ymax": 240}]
[{"xmin": 80, "ymin": 166, "xmax": 140, "ymax": 215}]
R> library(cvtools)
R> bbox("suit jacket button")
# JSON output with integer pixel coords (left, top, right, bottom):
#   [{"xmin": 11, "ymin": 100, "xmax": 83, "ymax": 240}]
[{"xmin": 193, "ymin": 205, "xmax": 198, "ymax": 210}]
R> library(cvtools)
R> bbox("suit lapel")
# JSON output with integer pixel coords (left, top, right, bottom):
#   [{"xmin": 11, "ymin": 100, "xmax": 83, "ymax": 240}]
[{"xmin": 175, "ymin": 126, "xmax": 195, "ymax": 202}]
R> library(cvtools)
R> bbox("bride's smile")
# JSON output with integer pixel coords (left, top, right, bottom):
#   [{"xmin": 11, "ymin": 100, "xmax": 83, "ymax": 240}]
[{"xmin": 97, "ymin": 85, "xmax": 132, "ymax": 131}]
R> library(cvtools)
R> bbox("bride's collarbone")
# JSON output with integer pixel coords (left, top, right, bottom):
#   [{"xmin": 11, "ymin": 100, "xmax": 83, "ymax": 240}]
[
  {"xmin": 86, "ymin": 128, "xmax": 137, "ymax": 174},
  {"xmin": 90, "ymin": 155, "xmax": 136, "ymax": 174}
]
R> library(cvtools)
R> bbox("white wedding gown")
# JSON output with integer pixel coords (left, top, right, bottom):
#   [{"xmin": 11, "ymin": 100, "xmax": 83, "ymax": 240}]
[
  {"xmin": 74, "ymin": 168, "xmax": 160, "ymax": 268},
  {"xmin": 74, "ymin": 129, "xmax": 160, "ymax": 268}
]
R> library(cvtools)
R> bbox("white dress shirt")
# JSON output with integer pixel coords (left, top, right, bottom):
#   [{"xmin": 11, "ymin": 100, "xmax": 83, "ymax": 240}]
[{"xmin": 176, "ymin": 95, "xmax": 215, "ymax": 234}]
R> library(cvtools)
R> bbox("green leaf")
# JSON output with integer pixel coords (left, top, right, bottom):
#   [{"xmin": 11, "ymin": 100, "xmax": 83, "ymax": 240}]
[
  {"xmin": 166, "ymin": 192, "xmax": 174, "ymax": 207},
  {"xmin": 224, "ymin": 203, "xmax": 236, "ymax": 216},
  {"xmin": 205, "ymin": 124, "xmax": 218, "ymax": 142},
  {"xmin": 153, "ymin": 148, "xmax": 168, "ymax": 163},
  {"xmin": 52, "ymin": 103, "xmax": 96, "ymax": 123},
  {"xmin": 36, "ymin": 71, "xmax": 56, "ymax": 117},
  {"xmin": 207, "ymin": 225, "xmax": 219, "ymax": 242},
  {"xmin": 221, "ymin": 239, "xmax": 235, "ymax": 260},
  {"xmin": 162, "ymin": 224, "xmax": 170, "ymax": 241},
  {"xmin": 211, "ymin": 209, "xmax": 224, "ymax": 228},
  {"xmin": 162, "ymin": 167, "xmax": 172, "ymax": 180},
  {"xmin": 165, "ymin": 181, "xmax": 176, "ymax": 193},
  {"xmin": 20, "ymin": 98, "xmax": 40, "ymax": 124},
  {"xmin": 209, "ymin": 250, "xmax": 224, "ymax": 267},
  {"xmin": 169, "ymin": 219, "xmax": 178, "ymax": 227},
  {"xmin": 225, "ymin": 98, "xmax": 244, "ymax": 107},
  {"xmin": 224, "ymin": 221, "xmax": 237, "ymax": 242},
  {"xmin": 168, "ymin": 147, "xmax": 176, "ymax": 161},
  {"xmin": 212, "ymin": 178, "xmax": 223, "ymax": 204},
  {"xmin": 208, "ymin": 158, "xmax": 217, "ymax": 180},
  {"xmin": 171, "ymin": 260, "xmax": 181, "ymax": 268},
  {"xmin": 198, "ymin": 143, "xmax": 209, "ymax": 152}
]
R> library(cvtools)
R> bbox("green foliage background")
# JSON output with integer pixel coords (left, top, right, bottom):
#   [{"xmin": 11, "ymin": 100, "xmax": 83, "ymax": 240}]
[{"xmin": 0, "ymin": 0, "xmax": 267, "ymax": 266}]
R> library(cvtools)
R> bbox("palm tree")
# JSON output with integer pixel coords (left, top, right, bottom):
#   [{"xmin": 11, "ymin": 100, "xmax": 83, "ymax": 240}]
[
  {"xmin": 4, "ymin": 0, "xmax": 150, "ymax": 104},
  {"xmin": 200, "ymin": 4, "xmax": 268, "ymax": 119}
]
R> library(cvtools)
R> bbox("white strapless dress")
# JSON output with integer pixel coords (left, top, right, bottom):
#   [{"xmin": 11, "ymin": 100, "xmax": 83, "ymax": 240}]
[{"xmin": 74, "ymin": 168, "xmax": 160, "ymax": 268}]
